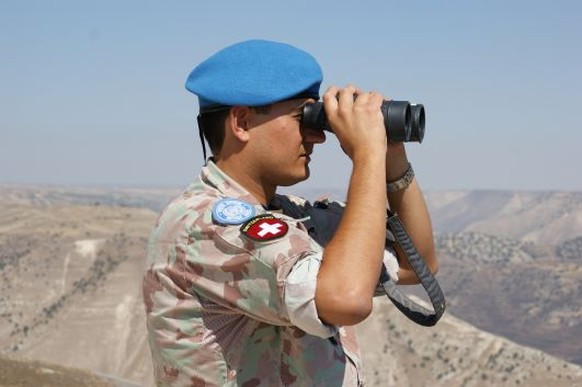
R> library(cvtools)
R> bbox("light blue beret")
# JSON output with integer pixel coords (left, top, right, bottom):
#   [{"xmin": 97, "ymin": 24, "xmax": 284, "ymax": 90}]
[{"xmin": 185, "ymin": 39, "xmax": 322, "ymax": 112}]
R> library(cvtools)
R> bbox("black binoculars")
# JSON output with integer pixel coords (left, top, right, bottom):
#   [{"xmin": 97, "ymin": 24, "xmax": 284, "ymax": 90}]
[{"xmin": 301, "ymin": 100, "xmax": 425, "ymax": 143}]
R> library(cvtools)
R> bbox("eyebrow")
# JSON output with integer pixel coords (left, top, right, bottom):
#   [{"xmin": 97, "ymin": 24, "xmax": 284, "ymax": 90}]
[{"xmin": 291, "ymin": 99, "xmax": 313, "ymax": 113}]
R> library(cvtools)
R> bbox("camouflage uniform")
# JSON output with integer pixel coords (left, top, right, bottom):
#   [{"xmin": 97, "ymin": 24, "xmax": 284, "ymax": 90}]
[{"xmin": 143, "ymin": 161, "xmax": 376, "ymax": 386}]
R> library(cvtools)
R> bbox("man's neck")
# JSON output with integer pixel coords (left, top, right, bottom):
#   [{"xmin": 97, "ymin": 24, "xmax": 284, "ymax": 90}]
[{"xmin": 215, "ymin": 158, "xmax": 275, "ymax": 205}]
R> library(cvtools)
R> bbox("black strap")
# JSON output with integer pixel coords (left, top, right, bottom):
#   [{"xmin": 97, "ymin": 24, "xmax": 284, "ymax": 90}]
[
  {"xmin": 381, "ymin": 212, "xmax": 446, "ymax": 326},
  {"xmin": 196, "ymin": 115, "xmax": 208, "ymax": 162}
]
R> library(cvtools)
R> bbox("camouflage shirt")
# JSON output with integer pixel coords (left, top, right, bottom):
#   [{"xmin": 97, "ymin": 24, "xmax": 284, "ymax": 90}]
[{"xmin": 143, "ymin": 161, "xmax": 367, "ymax": 386}]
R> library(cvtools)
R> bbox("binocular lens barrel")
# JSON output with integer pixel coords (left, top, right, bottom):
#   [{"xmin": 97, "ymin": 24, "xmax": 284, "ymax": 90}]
[
  {"xmin": 301, "ymin": 100, "xmax": 425, "ymax": 143},
  {"xmin": 410, "ymin": 104, "xmax": 425, "ymax": 143}
]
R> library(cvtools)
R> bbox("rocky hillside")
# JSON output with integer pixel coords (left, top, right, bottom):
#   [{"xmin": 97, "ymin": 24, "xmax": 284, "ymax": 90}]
[
  {"xmin": 433, "ymin": 231, "xmax": 582, "ymax": 366},
  {"xmin": 0, "ymin": 194, "xmax": 157, "ymax": 385},
  {"xmin": 358, "ymin": 297, "xmax": 582, "ymax": 387},
  {"xmin": 422, "ymin": 191, "xmax": 582, "ymax": 365},
  {"xmin": 2, "ymin": 186, "xmax": 582, "ymax": 386},
  {"xmin": 0, "ymin": 354, "xmax": 115, "ymax": 387}
]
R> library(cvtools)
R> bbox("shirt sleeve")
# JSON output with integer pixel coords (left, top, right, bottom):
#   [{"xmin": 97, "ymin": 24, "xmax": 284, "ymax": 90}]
[
  {"xmin": 374, "ymin": 246, "xmax": 400, "ymax": 296},
  {"xmin": 284, "ymin": 252, "xmax": 338, "ymax": 338},
  {"xmin": 383, "ymin": 246, "xmax": 399, "ymax": 282}
]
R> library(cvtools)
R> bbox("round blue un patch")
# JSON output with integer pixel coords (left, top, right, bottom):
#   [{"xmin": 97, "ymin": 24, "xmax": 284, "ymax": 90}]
[{"xmin": 212, "ymin": 198, "xmax": 256, "ymax": 225}]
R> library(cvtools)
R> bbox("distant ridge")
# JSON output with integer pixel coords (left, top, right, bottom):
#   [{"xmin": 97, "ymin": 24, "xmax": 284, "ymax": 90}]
[{"xmin": 424, "ymin": 190, "xmax": 582, "ymax": 244}]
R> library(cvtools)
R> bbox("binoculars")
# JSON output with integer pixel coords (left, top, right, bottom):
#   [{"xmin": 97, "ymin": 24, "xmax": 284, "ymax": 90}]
[{"xmin": 301, "ymin": 100, "xmax": 425, "ymax": 143}]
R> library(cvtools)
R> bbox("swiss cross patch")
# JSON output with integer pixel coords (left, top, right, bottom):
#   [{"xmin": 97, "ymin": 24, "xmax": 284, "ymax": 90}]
[{"xmin": 240, "ymin": 214, "xmax": 289, "ymax": 241}]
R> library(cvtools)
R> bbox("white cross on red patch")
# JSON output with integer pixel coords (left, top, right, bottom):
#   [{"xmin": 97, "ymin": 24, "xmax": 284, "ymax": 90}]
[
  {"xmin": 257, "ymin": 222, "xmax": 284, "ymax": 237},
  {"xmin": 240, "ymin": 214, "xmax": 289, "ymax": 241}
]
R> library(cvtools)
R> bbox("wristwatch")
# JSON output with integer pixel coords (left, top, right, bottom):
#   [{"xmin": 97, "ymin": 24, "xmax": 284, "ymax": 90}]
[{"xmin": 386, "ymin": 163, "xmax": 415, "ymax": 192}]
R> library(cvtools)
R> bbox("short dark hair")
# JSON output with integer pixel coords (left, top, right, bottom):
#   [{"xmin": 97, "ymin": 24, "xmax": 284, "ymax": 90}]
[
  {"xmin": 197, "ymin": 105, "xmax": 272, "ymax": 156},
  {"xmin": 197, "ymin": 110, "xmax": 229, "ymax": 156}
]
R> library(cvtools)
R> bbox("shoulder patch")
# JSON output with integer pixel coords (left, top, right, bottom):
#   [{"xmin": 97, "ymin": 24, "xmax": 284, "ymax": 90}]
[
  {"xmin": 240, "ymin": 214, "xmax": 289, "ymax": 241},
  {"xmin": 212, "ymin": 198, "xmax": 256, "ymax": 225}
]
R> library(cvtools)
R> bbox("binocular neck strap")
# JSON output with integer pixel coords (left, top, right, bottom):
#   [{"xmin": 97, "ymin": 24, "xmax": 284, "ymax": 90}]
[{"xmin": 381, "ymin": 212, "xmax": 446, "ymax": 327}]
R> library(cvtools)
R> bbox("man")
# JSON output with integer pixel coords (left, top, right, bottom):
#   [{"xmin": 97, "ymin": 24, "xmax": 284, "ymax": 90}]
[{"xmin": 143, "ymin": 39, "xmax": 437, "ymax": 386}]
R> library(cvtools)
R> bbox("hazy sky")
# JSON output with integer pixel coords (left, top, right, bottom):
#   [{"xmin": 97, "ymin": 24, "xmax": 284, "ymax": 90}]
[{"xmin": 1, "ymin": 0, "xmax": 581, "ymax": 191}]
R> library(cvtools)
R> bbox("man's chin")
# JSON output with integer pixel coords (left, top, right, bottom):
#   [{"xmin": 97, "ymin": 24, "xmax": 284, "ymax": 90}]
[{"xmin": 279, "ymin": 168, "xmax": 310, "ymax": 187}]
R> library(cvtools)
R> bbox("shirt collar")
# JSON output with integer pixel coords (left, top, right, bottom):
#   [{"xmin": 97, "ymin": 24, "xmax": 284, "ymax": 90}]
[{"xmin": 200, "ymin": 159, "xmax": 262, "ymax": 206}]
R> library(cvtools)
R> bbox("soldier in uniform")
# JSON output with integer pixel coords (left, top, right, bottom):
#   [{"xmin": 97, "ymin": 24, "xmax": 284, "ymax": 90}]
[{"xmin": 143, "ymin": 39, "xmax": 438, "ymax": 386}]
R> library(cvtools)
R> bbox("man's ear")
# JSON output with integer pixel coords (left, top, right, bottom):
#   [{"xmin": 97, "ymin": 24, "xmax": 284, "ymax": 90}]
[{"xmin": 227, "ymin": 106, "xmax": 252, "ymax": 143}]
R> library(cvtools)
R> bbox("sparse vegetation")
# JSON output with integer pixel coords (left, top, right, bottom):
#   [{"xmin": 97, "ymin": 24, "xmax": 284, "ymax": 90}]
[
  {"xmin": 435, "ymin": 232, "xmax": 532, "ymax": 265},
  {"xmin": 0, "ymin": 236, "xmax": 33, "ymax": 270},
  {"xmin": 556, "ymin": 236, "xmax": 582, "ymax": 259}
]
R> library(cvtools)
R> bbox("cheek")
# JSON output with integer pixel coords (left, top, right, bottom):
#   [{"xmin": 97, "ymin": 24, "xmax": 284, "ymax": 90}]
[
  {"xmin": 256, "ymin": 117, "xmax": 303, "ymax": 159},
  {"xmin": 279, "ymin": 121, "xmax": 303, "ymax": 145}
]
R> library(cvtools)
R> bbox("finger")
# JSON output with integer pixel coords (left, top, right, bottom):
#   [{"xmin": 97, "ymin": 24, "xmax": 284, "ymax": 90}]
[
  {"xmin": 350, "ymin": 85, "xmax": 364, "ymax": 101},
  {"xmin": 337, "ymin": 86, "xmax": 358, "ymax": 113},
  {"xmin": 323, "ymin": 86, "xmax": 340, "ymax": 112},
  {"xmin": 368, "ymin": 91, "xmax": 385, "ymax": 108},
  {"xmin": 354, "ymin": 91, "xmax": 373, "ymax": 106},
  {"xmin": 352, "ymin": 91, "xmax": 382, "ymax": 112}
]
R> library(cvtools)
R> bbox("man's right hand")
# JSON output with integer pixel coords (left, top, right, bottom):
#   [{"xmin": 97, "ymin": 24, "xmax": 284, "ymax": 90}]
[{"xmin": 322, "ymin": 85, "xmax": 387, "ymax": 161}]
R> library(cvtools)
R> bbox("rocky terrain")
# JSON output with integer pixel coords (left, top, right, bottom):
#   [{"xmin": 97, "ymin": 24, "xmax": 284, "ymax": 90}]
[
  {"xmin": 425, "ymin": 191, "xmax": 582, "ymax": 365},
  {"xmin": 1, "ymin": 185, "xmax": 582, "ymax": 386},
  {"xmin": 358, "ymin": 297, "xmax": 582, "ymax": 387},
  {"xmin": 0, "ymin": 354, "xmax": 115, "ymax": 387},
  {"xmin": 0, "ymin": 187, "xmax": 158, "ymax": 385}
]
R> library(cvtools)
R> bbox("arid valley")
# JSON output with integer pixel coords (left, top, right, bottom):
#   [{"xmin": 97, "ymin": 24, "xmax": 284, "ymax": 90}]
[{"xmin": 1, "ymin": 186, "xmax": 582, "ymax": 386}]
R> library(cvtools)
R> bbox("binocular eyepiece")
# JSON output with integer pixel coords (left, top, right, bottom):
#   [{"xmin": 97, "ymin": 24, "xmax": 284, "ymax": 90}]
[{"xmin": 301, "ymin": 100, "xmax": 425, "ymax": 143}]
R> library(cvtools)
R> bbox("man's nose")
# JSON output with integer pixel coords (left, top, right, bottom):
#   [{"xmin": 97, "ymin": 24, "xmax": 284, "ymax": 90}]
[{"xmin": 302, "ymin": 127, "xmax": 326, "ymax": 144}]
